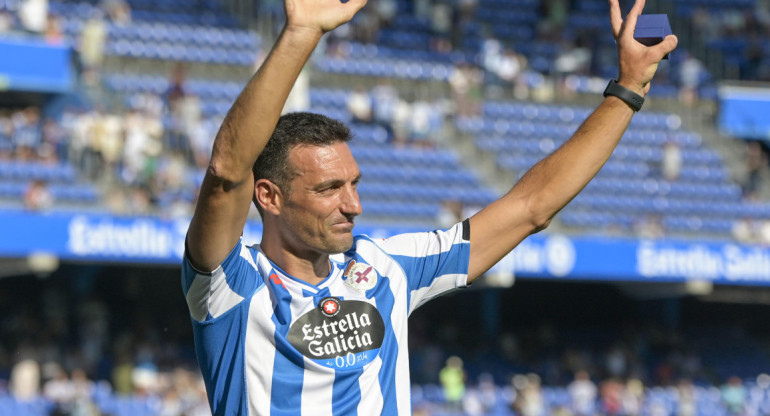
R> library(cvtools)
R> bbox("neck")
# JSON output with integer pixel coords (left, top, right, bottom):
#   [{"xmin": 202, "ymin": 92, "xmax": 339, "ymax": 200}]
[{"xmin": 260, "ymin": 237, "xmax": 331, "ymax": 286}]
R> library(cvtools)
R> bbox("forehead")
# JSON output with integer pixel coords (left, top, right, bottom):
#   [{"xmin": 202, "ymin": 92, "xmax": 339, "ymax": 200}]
[{"xmin": 288, "ymin": 142, "xmax": 359, "ymax": 182}]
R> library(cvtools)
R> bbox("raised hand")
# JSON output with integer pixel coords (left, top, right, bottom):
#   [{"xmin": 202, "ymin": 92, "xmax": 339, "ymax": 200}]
[
  {"xmin": 609, "ymin": 0, "xmax": 678, "ymax": 96},
  {"xmin": 285, "ymin": 0, "xmax": 368, "ymax": 35}
]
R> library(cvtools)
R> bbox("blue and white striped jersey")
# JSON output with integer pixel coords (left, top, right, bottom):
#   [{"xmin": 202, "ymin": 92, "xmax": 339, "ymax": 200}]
[{"xmin": 182, "ymin": 220, "xmax": 470, "ymax": 416}]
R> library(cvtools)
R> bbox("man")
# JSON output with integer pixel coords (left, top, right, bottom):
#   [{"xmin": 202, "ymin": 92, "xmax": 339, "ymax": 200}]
[{"xmin": 182, "ymin": 0, "xmax": 677, "ymax": 414}]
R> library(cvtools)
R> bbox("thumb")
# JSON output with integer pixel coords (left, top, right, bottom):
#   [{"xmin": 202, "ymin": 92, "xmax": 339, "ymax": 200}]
[{"xmin": 651, "ymin": 34, "xmax": 678, "ymax": 60}]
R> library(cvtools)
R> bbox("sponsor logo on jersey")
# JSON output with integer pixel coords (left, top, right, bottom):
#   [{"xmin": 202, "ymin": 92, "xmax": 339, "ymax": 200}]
[
  {"xmin": 319, "ymin": 297, "xmax": 341, "ymax": 317},
  {"xmin": 287, "ymin": 299, "xmax": 385, "ymax": 369},
  {"xmin": 343, "ymin": 260, "xmax": 378, "ymax": 293}
]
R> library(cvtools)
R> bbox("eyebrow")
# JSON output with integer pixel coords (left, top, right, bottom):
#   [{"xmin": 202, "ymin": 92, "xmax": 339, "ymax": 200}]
[{"xmin": 313, "ymin": 173, "xmax": 362, "ymax": 191}]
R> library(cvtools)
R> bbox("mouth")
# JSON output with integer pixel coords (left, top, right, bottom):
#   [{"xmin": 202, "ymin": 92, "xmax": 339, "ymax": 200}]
[{"xmin": 332, "ymin": 220, "xmax": 355, "ymax": 232}]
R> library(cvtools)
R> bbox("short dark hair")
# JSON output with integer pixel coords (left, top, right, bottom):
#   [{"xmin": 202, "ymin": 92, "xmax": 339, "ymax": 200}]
[{"xmin": 252, "ymin": 112, "xmax": 352, "ymax": 214}]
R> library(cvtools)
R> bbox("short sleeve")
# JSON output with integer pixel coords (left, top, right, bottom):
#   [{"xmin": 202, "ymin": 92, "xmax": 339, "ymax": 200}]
[
  {"xmin": 181, "ymin": 238, "xmax": 263, "ymax": 322},
  {"xmin": 378, "ymin": 220, "xmax": 470, "ymax": 313}
]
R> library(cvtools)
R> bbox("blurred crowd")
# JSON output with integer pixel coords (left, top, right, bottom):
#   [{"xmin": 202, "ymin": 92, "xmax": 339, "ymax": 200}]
[
  {"xmin": 416, "ymin": 363, "xmax": 770, "ymax": 416},
  {"xmin": 0, "ymin": 95, "xmax": 214, "ymax": 218},
  {"xmin": 3, "ymin": 273, "xmax": 770, "ymax": 416},
  {"xmin": 0, "ymin": 276, "xmax": 210, "ymax": 415},
  {"xmin": 407, "ymin": 317, "xmax": 770, "ymax": 416},
  {"xmin": 685, "ymin": 1, "xmax": 770, "ymax": 81},
  {"xmin": 0, "ymin": 0, "xmax": 767, "ymax": 239}
]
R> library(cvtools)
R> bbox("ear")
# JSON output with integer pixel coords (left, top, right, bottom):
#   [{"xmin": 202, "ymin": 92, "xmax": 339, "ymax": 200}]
[{"xmin": 255, "ymin": 179, "xmax": 283, "ymax": 216}]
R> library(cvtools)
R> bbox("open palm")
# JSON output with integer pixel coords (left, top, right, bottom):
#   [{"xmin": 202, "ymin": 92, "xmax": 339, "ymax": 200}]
[{"xmin": 285, "ymin": 0, "xmax": 368, "ymax": 34}]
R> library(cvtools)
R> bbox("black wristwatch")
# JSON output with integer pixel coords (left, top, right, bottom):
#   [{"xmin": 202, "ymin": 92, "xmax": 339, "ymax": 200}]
[{"xmin": 603, "ymin": 79, "xmax": 644, "ymax": 112}]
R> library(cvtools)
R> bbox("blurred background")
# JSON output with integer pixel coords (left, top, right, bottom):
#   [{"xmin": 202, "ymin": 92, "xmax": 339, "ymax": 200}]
[{"xmin": 1, "ymin": 0, "xmax": 770, "ymax": 414}]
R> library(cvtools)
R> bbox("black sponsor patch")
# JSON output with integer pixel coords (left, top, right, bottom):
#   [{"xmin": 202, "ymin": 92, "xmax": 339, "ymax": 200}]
[{"xmin": 288, "ymin": 300, "xmax": 385, "ymax": 364}]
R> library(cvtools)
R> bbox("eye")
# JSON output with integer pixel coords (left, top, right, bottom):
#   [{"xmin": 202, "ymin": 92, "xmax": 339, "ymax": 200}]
[{"xmin": 317, "ymin": 184, "xmax": 340, "ymax": 195}]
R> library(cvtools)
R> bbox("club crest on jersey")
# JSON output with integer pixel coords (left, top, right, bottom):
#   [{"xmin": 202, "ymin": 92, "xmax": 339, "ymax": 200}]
[
  {"xmin": 343, "ymin": 260, "xmax": 377, "ymax": 293},
  {"xmin": 319, "ymin": 297, "xmax": 341, "ymax": 318}
]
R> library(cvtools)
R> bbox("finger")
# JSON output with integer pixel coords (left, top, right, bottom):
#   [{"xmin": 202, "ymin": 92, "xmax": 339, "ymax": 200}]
[
  {"xmin": 608, "ymin": 0, "xmax": 622, "ymax": 38},
  {"xmin": 650, "ymin": 34, "xmax": 679, "ymax": 59},
  {"xmin": 621, "ymin": 0, "xmax": 646, "ymax": 39}
]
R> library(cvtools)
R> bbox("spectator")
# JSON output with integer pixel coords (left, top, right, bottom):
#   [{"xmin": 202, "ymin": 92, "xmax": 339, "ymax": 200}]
[
  {"xmin": 121, "ymin": 108, "xmax": 163, "ymax": 186},
  {"xmin": 678, "ymin": 52, "xmax": 706, "ymax": 105},
  {"xmin": 370, "ymin": 78, "xmax": 399, "ymax": 135},
  {"xmin": 604, "ymin": 344, "xmax": 627, "ymax": 378},
  {"xmin": 391, "ymin": 98, "xmax": 412, "ymax": 146},
  {"xmin": 662, "ymin": 140, "xmax": 682, "ymax": 181},
  {"xmin": 741, "ymin": 141, "xmax": 770, "ymax": 200},
  {"xmin": 0, "ymin": 10, "xmax": 13, "ymax": 33},
  {"xmin": 568, "ymin": 370, "xmax": 597, "ymax": 416},
  {"xmin": 350, "ymin": 5, "xmax": 379, "ymax": 43},
  {"xmin": 722, "ymin": 376, "xmax": 747, "ymax": 415},
  {"xmin": 456, "ymin": 0, "xmax": 478, "ymax": 28},
  {"xmin": 95, "ymin": 111, "xmax": 124, "ymax": 181},
  {"xmin": 69, "ymin": 369, "xmax": 96, "ymax": 415},
  {"xmin": 165, "ymin": 66, "xmax": 201, "ymax": 161},
  {"xmin": 678, "ymin": 378, "xmax": 697, "ymax": 416},
  {"xmin": 541, "ymin": 0, "xmax": 570, "ymax": 31},
  {"xmin": 512, "ymin": 373, "xmax": 545, "ymax": 416},
  {"xmin": 41, "ymin": 119, "xmax": 69, "ymax": 162},
  {"xmin": 473, "ymin": 373, "xmax": 498, "ymax": 414},
  {"xmin": 188, "ymin": 115, "xmax": 219, "ymax": 169},
  {"xmin": 78, "ymin": 10, "xmax": 107, "ymax": 80},
  {"xmin": 600, "ymin": 378, "xmax": 624, "ymax": 415},
  {"xmin": 10, "ymin": 359, "xmax": 40, "ymax": 401},
  {"xmin": 408, "ymin": 99, "xmax": 439, "ymax": 147},
  {"xmin": 347, "ymin": 85, "xmax": 372, "ymax": 124},
  {"xmin": 634, "ymin": 214, "xmax": 665, "ymax": 239},
  {"xmin": 449, "ymin": 61, "xmax": 483, "ymax": 116},
  {"xmin": 283, "ymin": 66, "xmax": 310, "ymax": 114},
  {"xmin": 622, "ymin": 377, "xmax": 644, "ymax": 416},
  {"xmin": 18, "ymin": 0, "xmax": 46, "ymax": 33},
  {"xmin": 100, "ymin": 0, "xmax": 131, "ymax": 25},
  {"xmin": 373, "ymin": 0, "xmax": 396, "ymax": 28},
  {"xmin": 164, "ymin": 64, "xmax": 187, "ymax": 114},
  {"xmin": 44, "ymin": 366, "xmax": 75, "ymax": 414},
  {"xmin": 43, "ymin": 13, "xmax": 62, "ymax": 44},
  {"xmin": 429, "ymin": 0, "xmax": 452, "ymax": 51},
  {"xmin": 12, "ymin": 107, "xmax": 42, "ymax": 160},
  {"xmin": 555, "ymin": 39, "xmax": 592, "ymax": 74},
  {"xmin": 0, "ymin": 114, "xmax": 14, "ymax": 158},
  {"xmin": 111, "ymin": 354, "xmax": 134, "ymax": 396},
  {"xmin": 24, "ymin": 179, "xmax": 53, "ymax": 210},
  {"xmin": 439, "ymin": 356, "xmax": 466, "ymax": 411},
  {"xmin": 732, "ymin": 217, "xmax": 757, "ymax": 244},
  {"xmin": 758, "ymin": 219, "xmax": 770, "ymax": 246}
]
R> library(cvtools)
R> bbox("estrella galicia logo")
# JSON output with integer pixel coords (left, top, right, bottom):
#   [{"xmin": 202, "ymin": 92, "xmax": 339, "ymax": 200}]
[{"xmin": 288, "ymin": 300, "xmax": 385, "ymax": 369}]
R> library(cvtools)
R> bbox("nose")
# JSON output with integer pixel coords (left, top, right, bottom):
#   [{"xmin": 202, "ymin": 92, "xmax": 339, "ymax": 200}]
[{"xmin": 341, "ymin": 183, "xmax": 362, "ymax": 218}]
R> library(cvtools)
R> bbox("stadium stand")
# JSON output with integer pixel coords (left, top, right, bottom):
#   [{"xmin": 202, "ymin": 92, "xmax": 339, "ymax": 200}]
[{"xmin": 2, "ymin": 0, "xmax": 770, "ymax": 414}]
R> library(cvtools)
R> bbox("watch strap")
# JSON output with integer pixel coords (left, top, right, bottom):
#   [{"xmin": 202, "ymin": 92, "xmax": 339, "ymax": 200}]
[{"xmin": 603, "ymin": 79, "xmax": 644, "ymax": 112}]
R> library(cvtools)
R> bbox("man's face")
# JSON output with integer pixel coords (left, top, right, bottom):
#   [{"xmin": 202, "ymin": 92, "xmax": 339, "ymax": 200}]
[{"xmin": 278, "ymin": 142, "xmax": 362, "ymax": 256}]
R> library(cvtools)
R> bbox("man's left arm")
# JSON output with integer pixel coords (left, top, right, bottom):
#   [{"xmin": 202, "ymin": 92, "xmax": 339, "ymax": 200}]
[{"xmin": 467, "ymin": 0, "xmax": 678, "ymax": 282}]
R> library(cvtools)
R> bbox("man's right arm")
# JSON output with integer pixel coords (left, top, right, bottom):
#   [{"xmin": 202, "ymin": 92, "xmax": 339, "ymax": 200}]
[{"xmin": 186, "ymin": 0, "xmax": 367, "ymax": 272}]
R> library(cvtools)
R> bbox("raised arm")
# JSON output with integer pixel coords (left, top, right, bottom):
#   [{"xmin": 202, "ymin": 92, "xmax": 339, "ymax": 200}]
[
  {"xmin": 467, "ymin": 0, "xmax": 677, "ymax": 282},
  {"xmin": 186, "ymin": 0, "xmax": 367, "ymax": 272}
]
